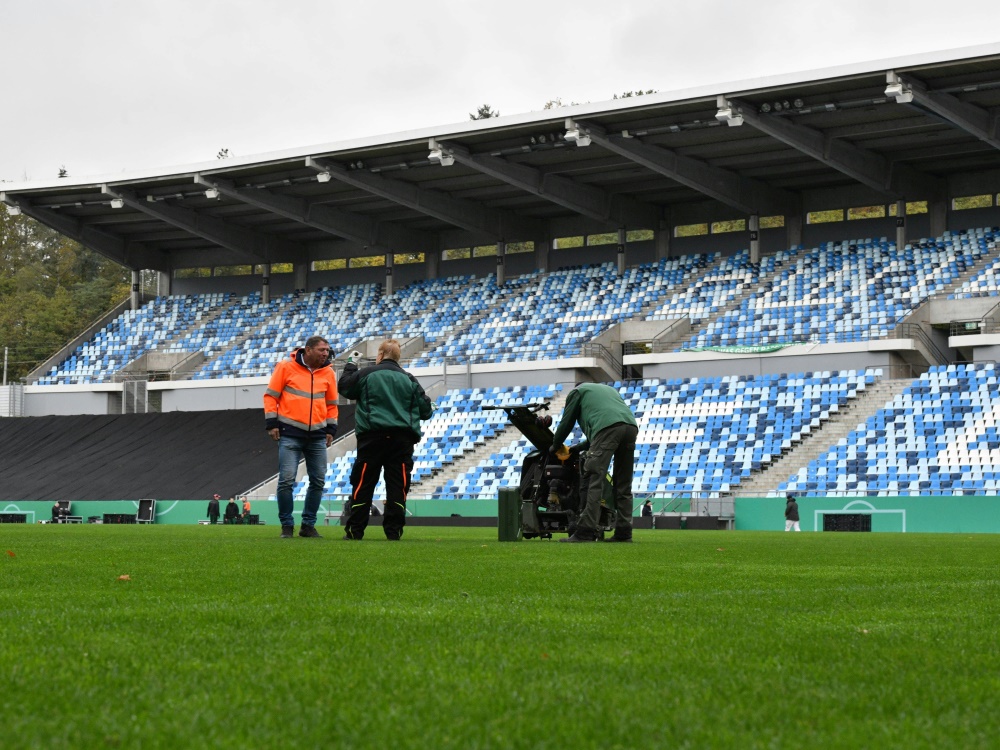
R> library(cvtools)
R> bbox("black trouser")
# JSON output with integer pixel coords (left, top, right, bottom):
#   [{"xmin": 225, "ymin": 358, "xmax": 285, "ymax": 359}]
[
  {"xmin": 579, "ymin": 423, "xmax": 639, "ymax": 537},
  {"xmin": 347, "ymin": 432, "xmax": 414, "ymax": 539}
]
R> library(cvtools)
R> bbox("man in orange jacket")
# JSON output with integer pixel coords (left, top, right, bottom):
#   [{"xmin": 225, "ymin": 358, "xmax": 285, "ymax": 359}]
[{"xmin": 264, "ymin": 335, "xmax": 338, "ymax": 538}]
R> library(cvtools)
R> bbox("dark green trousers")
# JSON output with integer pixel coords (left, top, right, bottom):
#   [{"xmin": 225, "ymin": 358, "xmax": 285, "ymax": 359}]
[{"xmin": 578, "ymin": 422, "xmax": 638, "ymax": 535}]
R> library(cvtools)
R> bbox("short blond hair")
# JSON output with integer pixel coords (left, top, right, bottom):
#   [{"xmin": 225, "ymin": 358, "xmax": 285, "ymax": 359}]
[{"xmin": 378, "ymin": 339, "xmax": 402, "ymax": 362}]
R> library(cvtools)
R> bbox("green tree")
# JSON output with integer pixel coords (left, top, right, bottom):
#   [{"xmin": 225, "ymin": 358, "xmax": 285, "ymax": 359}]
[
  {"xmin": 0, "ymin": 210, "xmax": 129, "ymax": 381},
  {"xmin": 613, "ymin": 89, "xmax": 657, "ymax": 99},
  {"xmin": 469, "ymin": 104, "xmax": 500, "ymax": 120}
]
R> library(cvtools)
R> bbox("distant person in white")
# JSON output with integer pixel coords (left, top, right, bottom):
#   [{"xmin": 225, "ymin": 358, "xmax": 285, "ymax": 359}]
[{"xmin": 785, "ymin": 494, "xmax": 801, "ymax": 532}]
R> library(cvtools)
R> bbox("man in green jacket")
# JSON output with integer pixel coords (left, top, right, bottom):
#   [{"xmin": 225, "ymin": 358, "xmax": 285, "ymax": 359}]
[
  {"xmin": 551, "ymin": 382, "xmax": 638, "ymax": 543},
  {"xmin": 339, "ymin": 339, "xmax": 434, "ymax": 540}
]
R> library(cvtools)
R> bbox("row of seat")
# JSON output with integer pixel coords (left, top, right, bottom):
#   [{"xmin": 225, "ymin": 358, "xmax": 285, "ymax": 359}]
[{"xmin": 35, "ymin": 228, "xmax": 1000, "ymax": 384}]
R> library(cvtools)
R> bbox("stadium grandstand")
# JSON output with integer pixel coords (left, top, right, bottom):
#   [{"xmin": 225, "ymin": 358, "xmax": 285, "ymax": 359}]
[{"xmin": 4, "ymin": 43, "xmax": 1000, "ymax": 531}]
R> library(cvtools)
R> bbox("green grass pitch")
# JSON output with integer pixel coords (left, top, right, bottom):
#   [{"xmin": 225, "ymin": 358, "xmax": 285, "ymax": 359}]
[{"xmin": 1, "ymin": 525, "xmax": 998, "ymax": 749}]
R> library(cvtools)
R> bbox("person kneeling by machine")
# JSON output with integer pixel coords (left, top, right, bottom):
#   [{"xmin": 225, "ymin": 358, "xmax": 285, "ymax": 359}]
[{"xmin": 551, "ymin": 383, "xmax": 638, "ymax": 543}]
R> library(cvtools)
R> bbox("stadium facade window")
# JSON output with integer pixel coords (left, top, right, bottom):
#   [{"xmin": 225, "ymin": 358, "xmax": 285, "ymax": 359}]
[
  {"xmin": 807, "ymin": 209, "xmax": 844, "ymax": 224},
  {"xmin": 847, "ymin": 205, "xmax": 887, "ymax": 220},
  {"xmin": 213, "ymin": 265, "xmax": 253, "ymax": 276},
  {"xmin": 760, "ymin": 215, "xmax": 784, "ymax": 229},
  {"xmin": 554, "ymin": 236, "xmax": 584, "ymax": 249},
  {"xmin": 888, "ymin": 201, "xmax": 928, "ymax": 216},
  {"xmin": 711, "ymin": 219, "xmax": 746, "ymax": 234},
  {"xmin": 349, "ymin": 255, "xmax": 385, "ymax": 268},
  {"xmin": 443, "ymin": 248, "xmax": 471, "ymax": 261},
  {"xmin": 626, "ymin": 229, "xmax": 654, "ymax": 242},
  {"xmin": 506, "ymin": 241, "xmax": 534, "ymax": 254},
  {"xmin": 270, "ymin": 262, "xmax": 293, "ymax": 274},
  {"xmin": 174, "ymin": 267, "xmax": 211, "ymax": 279},
  {"xmin": 313, "ymin": 259, "xmax": 347, "ymax": 271},
  {"xmin": 394, "ymin": 253, "xmax": 424, "ymax": 265},
  {"xmin": 587, "ymin": 232, "xmax": 617, "ymax": 245},
  {"xmin": 675, "ymin": 223, "xmax": 708, "ymax": 237},
  {"xmin": 953, "ymin": 194, "xmax": 993, "ymax": 210},
  {"xmin": 473, "ymin": 245, "xmax": 496, "ymax": 257}
]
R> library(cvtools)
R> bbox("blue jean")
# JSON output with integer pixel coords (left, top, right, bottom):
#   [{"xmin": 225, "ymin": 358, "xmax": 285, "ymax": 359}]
[{"xmin": 276, "ymin": 435, "xmax": 327, "ymax": 528}]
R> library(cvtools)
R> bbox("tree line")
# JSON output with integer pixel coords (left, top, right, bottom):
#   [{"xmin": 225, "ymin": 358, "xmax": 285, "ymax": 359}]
[{"xmin": 0, "ymin": 211, "xmax": 130, "ymax": 382}]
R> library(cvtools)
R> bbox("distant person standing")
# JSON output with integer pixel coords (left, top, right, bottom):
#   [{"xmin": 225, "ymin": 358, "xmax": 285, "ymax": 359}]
[
  {"xmin": 241, "ymin": 496, "xmax": 251, "ymax": 521},
  {"xmin": 785, "ymin": 494, "xmax": 801, "ymax": 532},
  {"xmin": 224, "ymin": 497, "xmax": 240, "ymax": 525},
  {"xmin": 642, "ymin": 500, "xmax": 653, "ymax": 518},
  {"xmin": 339, "ymin": 339, "xmax": 433, "ymax": 541},
  {"xmin": 551, "ymin": 382, "xmax": 639, "ymax": 543},
  {"xmin": 264, "ymin": 336, "xmax": 339, "ymax": 539},
  {"xmin": 207, "ymin": 494, "xmax": 221, "ymax": 525}
]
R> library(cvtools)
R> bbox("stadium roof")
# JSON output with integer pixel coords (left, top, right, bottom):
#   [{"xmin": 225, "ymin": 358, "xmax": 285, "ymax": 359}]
[{"xmin": 4, "ymin": 43, "xmax": 1000, "ymax": 273}]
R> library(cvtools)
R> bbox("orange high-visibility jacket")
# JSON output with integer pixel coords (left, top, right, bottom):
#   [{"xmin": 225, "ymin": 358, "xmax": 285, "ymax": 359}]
[{"xmin": 263, "ymin": 348, "xmax": 339, "ymax": 439}]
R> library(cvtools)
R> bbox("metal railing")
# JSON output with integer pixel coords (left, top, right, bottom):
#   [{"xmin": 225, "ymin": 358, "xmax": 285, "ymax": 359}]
[
  {"xmin": 580, "ymin": 342, "xmax": 622, "ymax": 376},
  {"xmin": 895, "ymin": 323, "xmax": 950, "ymax": 365}
]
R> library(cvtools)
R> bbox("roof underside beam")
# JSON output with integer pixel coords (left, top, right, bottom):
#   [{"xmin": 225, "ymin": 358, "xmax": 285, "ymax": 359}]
[
  {"xmin": 1, "ymin": 192, "xmax": 167, "ymax": 271},
  {"xmin": 731, "ymin": 98, "xmax": 944, "ymax": 200},
  {"xmin": 577, "ymin": 119, "xmax": 799, "ymax": 216},
  {"xmin": 305, "ymin": 156, "xmax": 542, "ymax": 240},
  {"xmin": 438, "ymin": 141, "xmax": 661, "ymax": 228},
  {"xmin": 193, "ymin": 174, "xmax": 434, "ymax": 253},
  {"xmin": 102, "ymin": 186, "xmax": 306, "ymax": 265},
  {"xmin": 896, "ymin": 72, "xmax": 1000, "ymax": 152}
]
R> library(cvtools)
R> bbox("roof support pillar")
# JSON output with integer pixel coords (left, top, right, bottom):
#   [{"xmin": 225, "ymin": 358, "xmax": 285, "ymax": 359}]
[
  {"xmin": 496, "ymin": 240, "xmax": 506, "ymax": 287},
  {"xmin": 786, "ymin": 213, "xmax": 803, "ymax": 250},
  {"xmin": 534, "ymin": 233, "xmax": 551, "ymax": 273},
  {"xmin": 749, "ymin": 213, "xmax": 760, "ymax": 264},
  {"xmin": 617, "ymin": 228, "xmax": 626, "ymax": 275},
  {"xmin": 295, "ymin": 262, "xmax": 308, "ymax": 293},
  {"xmin": 261, "ymin": 263, "xmax": 271, "ymax": 304},
  {"xmin": 930, "ymin": 199, "xmax": 948, "ymax": 238},
  {"xmin": 425, "ymin": 249, "xmax": 440, "ymax": 281},
  {"xmin": 131, "ymin": 270, "xmax": 141, "ymax": 311},
  {"xmin": 895, "ymin": 200, "xmax": 907, "ymax": 251}
]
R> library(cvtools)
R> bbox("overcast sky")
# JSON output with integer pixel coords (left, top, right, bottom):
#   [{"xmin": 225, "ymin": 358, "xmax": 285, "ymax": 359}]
[{"xmin": 2, "ymin": 0, "xmax": 998, "ymax": 184}]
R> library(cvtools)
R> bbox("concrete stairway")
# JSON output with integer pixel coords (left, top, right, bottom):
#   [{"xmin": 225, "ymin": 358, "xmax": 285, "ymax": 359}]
[
  {"xmin": 408, "ymin": 387, "xmax": 571, "ymax": 497},
  {"xmin": 734, "ymin": 376, "xmax": 913, "ymax": 497}
]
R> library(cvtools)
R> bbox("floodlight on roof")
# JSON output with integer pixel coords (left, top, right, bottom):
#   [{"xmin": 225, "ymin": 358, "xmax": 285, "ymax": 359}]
[
  {"xmin": 715, "ymin": 96, "xmax": 743, "ymax": 127},
  {"xmin": 5, "ymin": 203, "xmax": 21, "ymax": 216},
  {"xmin": 563, "ymin": 119, "xmax": 591, "ymax": 147},
  {"xmin": 427, "ymin": 138, "xmax": 455, "ymax": 167},
  {"xmin": 315, "ymin": 171, "xmax": 332, "ymax": 183},
  {"xmin": 759, "ymin": 102, "xmax": 772, "ymax": 113},
  {"xmin": 204, "ymin": 187, "xmax": 220, "ymax": 200},
  {"xmin": 885, "ymin": 71, "xmax": 914, "ymax": 103},
  {"xmin": 110, "ymin": 198, "xmax": 125, "ymax": 209}
]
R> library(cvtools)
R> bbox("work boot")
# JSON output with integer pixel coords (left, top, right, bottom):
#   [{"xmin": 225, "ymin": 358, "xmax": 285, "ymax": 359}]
[
  {"xmin": 280, "ymin": 526, "xmax": 294, "ymax": 539},
  {"xmin": 560, "ymin": 530, "xmax": 597, "ymax": 543},
  {"xmin": 298, "ymin": 525, "xmax": 322, "ymax": 538}
]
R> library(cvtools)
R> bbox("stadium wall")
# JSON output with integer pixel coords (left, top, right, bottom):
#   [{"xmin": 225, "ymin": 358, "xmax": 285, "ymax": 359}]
[
  {"xmin": 156, "ymin": 379, "xmax": 268, "ymax": 412},
  {"xmin": 0, "ymin": 498, "xmax": 500, "ymax": 524},
  {"xmin": 23, "ymin": 385, "xmax": 115, "ymax": 416},
  {"xmin": 735, "ymin": 496, "xmax": 1000, "ymax": 533},
  {"xmin": 632, "ymin": 347, "xmax": 899, "ymax": 381},
  {"xmin": 8, "ymin": 497, "xmax": 998, "ymax": 532}
]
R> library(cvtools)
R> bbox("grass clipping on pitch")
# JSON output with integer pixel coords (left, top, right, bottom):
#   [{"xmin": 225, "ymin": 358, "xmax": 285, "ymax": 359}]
[{"xmin": 1, "ymin": 525, "xmax": 999, "ymax": 749}]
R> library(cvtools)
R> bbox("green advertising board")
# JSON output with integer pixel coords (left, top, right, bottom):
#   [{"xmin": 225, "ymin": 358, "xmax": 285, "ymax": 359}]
[{"xmin": 735, "ymin": 496, "xmax": 1000, "ymax": 533}]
